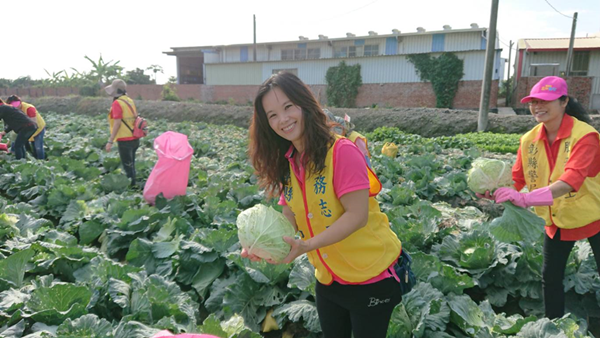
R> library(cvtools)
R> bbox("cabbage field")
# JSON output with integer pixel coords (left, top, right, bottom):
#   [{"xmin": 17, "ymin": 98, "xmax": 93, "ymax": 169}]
[{"xmin": 0, "ymin": 113, "xmax": 598, "ymax": 338}]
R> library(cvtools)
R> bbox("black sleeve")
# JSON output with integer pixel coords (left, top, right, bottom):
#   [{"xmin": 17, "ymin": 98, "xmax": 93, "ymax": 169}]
[{"xmin": 0, "ymin": 109, "xmax": 9, "ymax": 133}]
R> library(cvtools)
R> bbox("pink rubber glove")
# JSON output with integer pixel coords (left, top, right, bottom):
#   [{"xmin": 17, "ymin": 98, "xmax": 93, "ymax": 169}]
[{"xmin": 494, "ymin": 187, "xmax": 554, "ymax": 208}]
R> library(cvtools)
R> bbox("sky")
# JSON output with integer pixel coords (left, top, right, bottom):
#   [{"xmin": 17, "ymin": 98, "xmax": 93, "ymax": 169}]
[{"xmin": 2, "ymin": 0, "xmax": 599, "ymax": 84}]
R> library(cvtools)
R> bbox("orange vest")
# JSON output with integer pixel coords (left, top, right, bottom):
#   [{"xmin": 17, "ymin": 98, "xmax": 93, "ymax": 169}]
[
  {"xmin": 347, "ymin": 131, "xmax": 371, "ymax": 158},
  {"xmin": 19, "ymin": 102, "xmax": 45, "ymax": 141},
  {"xmin": 520, "ymin": 118, "xmax": 600, "ymax": 229},
  {"xmin": 108, "ymin": 96, "xmax": 136, "ymax": 141},
  {"xmin": 284, "ymin": 137, "xmax": 401, "ymax": 284}
]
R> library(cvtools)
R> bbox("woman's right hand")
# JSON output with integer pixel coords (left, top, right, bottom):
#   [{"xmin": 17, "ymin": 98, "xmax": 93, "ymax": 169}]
[
  {"xmin": 475, "ymin": 191, "xmax": 494, "ymax": 200},
  {"xmin": 241, "ymin": 247, "xmax": 263, "ymax": 262}
]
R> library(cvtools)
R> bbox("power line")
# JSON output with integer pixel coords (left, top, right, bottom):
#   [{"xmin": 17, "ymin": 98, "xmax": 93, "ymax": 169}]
[
  {"xmin": 499, "ymin": 37, "xmax": 518, "ymax": 53},
  {"xmin": 543, "ymin": 0, "xmax": 574, "ymax": 19}
]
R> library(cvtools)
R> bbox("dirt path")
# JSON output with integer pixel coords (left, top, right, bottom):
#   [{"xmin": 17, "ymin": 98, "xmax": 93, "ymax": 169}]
[{"xmin": 30, "ymin": 96, "xmax": 599, "ymax": 137}]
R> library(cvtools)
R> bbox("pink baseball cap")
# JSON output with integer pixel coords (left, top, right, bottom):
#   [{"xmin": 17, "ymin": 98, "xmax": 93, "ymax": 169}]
[
  {"xmin": 520, "ymin": 76, "xmax": 568, "ymax": 103},
  {"xmin": 10, "ymin": 101, "xmax": 21, "ymax": 108}
]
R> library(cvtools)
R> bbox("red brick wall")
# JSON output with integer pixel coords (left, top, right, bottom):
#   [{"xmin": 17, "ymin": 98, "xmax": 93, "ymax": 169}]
[
  {"xmin": 355, "ymin": 80, "xmax": 498, "ymax": 109},
  {"xmin": 1, "ymin": 80, "xmax": 497, "ymax": 109},
  {"xmin": 514, "ymin": 76, "xmax": 591, "ymax": 108}
]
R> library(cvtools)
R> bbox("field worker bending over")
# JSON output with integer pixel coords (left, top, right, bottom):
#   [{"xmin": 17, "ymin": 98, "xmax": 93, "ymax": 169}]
[
  {"xmin": 481, "ymin": 76, "xmax": 600, "ymax": 319},
  {"xmin": 0, "ymin": 101, "xmax": 38, "ymax": 159},
  {"xmin": 6, "ymin": 95, "xmax": 47, "ymax": 159},
  {"xmin": 104, "ymin": 79, "xmax": 140, "ymax": 187},
  {"xmin": 243, "ymin": 72, "xmax": 404, "ymax": 338}
]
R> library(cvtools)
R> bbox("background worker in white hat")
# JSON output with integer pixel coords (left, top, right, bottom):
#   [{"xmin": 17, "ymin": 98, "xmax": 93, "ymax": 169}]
[{"xmin": 104, "ymin": 79, "xmax": 140, "ymax": 187}]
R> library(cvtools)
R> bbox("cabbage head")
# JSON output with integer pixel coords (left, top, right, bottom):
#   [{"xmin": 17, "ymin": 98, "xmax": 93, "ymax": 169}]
[
  {"xmin": 467, "ymin": 158, "xmax": 513, "ymax": 194},
  {"xmin": 236, "ymin": 204, "xmax": 296, "ymax": 261}
]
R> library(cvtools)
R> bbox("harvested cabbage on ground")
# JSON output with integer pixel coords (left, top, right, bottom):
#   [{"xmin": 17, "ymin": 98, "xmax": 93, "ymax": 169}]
[
  {"xmin": 467, "ymin": 158, "xmax": 513, "ymax": 194},
  {"xmin": 236, "ymin": 204, "xmax": 296, "ymax": 261}
]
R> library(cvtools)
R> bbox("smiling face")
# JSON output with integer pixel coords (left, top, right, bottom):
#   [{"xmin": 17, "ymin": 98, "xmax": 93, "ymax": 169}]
[
  {"xmin": 528, "ymin": 98, "xmax": 567, "ymax": 125},
  {"xmin": 262, "ymin": 87, "xmax": 305, "ymax": 152}
]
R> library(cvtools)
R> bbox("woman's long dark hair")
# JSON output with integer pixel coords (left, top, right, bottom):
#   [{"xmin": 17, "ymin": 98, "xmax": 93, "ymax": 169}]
[
  {"xmin": 560, "ymin": 95, "xmax": 592, "ymax": 124},
  {"xmin": 249, "ymin": 72, "xmax": 335, "ymax": 198}
]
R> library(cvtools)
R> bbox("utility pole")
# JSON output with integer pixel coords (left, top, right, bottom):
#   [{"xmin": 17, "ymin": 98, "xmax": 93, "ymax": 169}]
[
  {"xmin": 478, "ymin": 0, "xmax": 499, "ymax": 132},
  {"xmin": 565, "ymin": 12, "xmax": 578, "ymax": 76},
  {"xmin": 253, "ymin": 15, "xmax": 257, "ymax": 62},
  {"xmin": 506, "ymin": 40, "xmax": 513, "ymax": 107}
]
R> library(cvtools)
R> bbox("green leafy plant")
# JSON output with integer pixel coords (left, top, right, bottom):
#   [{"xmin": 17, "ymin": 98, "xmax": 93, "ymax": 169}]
[
  {"xmin": 84, "ymin": 54, "xmax": 123, "ymax": 84},
  {"xmin": 407, "ymin": 53, "xmax": 464, "ymax": 108},
  {"xmin": 325, "ymin": 61, "xmax": 362, "ymax": 108},
  {"xmin": 161, "ymin": 83, "xmax": 180, "ymax": 101}
]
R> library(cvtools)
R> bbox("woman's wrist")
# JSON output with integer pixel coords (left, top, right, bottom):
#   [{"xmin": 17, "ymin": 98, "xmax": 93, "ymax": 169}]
[{"xmin": 107, "ymin": 140, "xmax": 114, "ymax": 144}]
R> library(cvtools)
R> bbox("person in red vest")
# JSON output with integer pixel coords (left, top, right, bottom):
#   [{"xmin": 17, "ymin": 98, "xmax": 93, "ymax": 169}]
[
  {"xmin": 6, "ymin": 95, "xmax": 46, "ymax": 159},
  {"xmin": 243, "ymin": 72, "xmax": 404, "ymax": 338},
  {"xmin": 104, "ymin": 79, "xmax": 140, "ymax": 187},
  {"xmin": 483, "ymin": 76, "xmax": 600, "ymax": 319}
]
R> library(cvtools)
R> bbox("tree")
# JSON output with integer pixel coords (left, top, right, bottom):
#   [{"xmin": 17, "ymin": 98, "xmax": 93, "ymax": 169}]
[
  {"xmin": 84, "ymin": 54, "xmax": 123, "ymax": 85},
  {"xmin": 125, "ymin": 68, "xmax": 154, "ymax": 85},
  {"xmin": 11, "ymin": 76, "xmax": 40, "ymax": 88},
  {"xmin": 146, "ymin": 64, "xmax": 164, "ymax": 83},
  {"xmin": 43, "ymin": 69, "xmax": 65, "ymax": 87}
]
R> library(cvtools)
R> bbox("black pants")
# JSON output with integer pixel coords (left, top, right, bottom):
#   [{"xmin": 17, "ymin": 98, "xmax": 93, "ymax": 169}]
[
  {"xmin": 316, "ymin": 277, "xmax": 401, "ymax": 338},
  {"xmin": 14, "ymin": 126, "xmax": 36, "ymax": 160},
  {"xmin": 542, "ymin": 229, "xmax": 600, "ymax": 318},
  {"xmin": 117, "ymin": 139, "xmax": 140, "ymax": 186}
]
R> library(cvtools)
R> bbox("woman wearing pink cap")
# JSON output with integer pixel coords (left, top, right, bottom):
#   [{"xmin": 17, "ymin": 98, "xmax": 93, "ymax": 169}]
[{"xmin": 485, "ymin": 76, "xmax": 600, "ymax": 318}]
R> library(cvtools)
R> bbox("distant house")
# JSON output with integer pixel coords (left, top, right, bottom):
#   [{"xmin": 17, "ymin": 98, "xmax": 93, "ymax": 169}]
[
  {"xmin": 164, "ymin": 24, "xmax": 504, "ymax": 108},
  {"xmin": 514, "ymin": 34, "xmax": 600, "ymax": 110}
]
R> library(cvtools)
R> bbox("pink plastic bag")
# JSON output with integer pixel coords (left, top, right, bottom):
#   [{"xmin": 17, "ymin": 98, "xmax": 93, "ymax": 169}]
[
  {"xmin": 143, "ymin": 131, "xmax": 194, "ymax": 205},
  {"xmin": 151, "ymin": 330, "xmax": 220, "ymax": 338}
]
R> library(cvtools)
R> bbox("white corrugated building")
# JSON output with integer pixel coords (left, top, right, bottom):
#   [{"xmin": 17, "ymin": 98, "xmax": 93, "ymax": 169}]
[{"xmin": 164, "ymin": 24, "xmax": 504, "ymax": 87}]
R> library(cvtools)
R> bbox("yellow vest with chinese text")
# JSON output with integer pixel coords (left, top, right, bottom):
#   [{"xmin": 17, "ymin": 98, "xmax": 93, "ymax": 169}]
[
  {"xmin": 19, "ymin": 102, "xmax": 45, "ymax": 141},
  {"xmin": 347, "ymin": 131, "xmax": 371, "ymax": 158},
  {"xmin": 520, "ymin": 118, "xmax": 600, "ymax": 229},
  {"xmin": 283, "ymin": 137, "xmax": 401, "ymax": 284},
  {"xmin": 108, "ymin": 96, "xmax": 136, "ymax": 140}
]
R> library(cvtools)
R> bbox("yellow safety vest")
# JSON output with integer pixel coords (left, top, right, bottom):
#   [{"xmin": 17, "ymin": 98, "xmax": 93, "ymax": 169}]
[
  {"xmin": 284, "ymin": 137, "xmax": 401, "ymax": 284},
  {"xmin": 108, "ymin": 96, "xmax": 136, "ymax": 141},
  {"xmin": 19, "ymin": 102, "xmax": 45, "ymax": 141},
  {"xmin": 347, "ymin": 131, "xmax": 371, "ymax": 158},
  {"xmin": 520, "ymin": 117, "xmax": 600, "ymax": 229}
]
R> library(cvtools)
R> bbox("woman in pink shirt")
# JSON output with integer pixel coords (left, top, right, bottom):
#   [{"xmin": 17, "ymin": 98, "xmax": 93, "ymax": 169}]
[{"xmin": 242, "ymin": 72, "xmax": 406, "ymax": 338}]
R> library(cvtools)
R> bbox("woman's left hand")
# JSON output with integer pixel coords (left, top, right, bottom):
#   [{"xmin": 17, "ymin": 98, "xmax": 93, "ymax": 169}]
[
  {"xmin": 279, "ymin": 236, "xmax": 310, "ymax": 264},
  {"xmin": 105, "ymin": 143, "xmax": 112, "ymax": 152}
]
